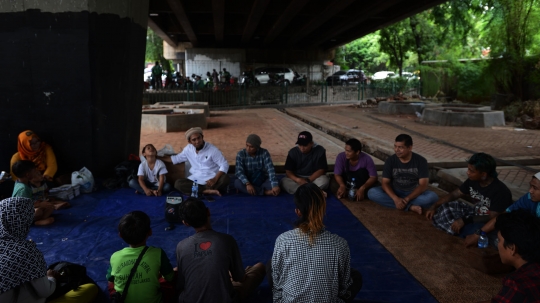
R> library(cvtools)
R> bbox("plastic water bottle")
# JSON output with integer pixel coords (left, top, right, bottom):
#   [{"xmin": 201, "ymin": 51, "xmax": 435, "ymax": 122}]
[
  {"xmin": 191, "ymin": 180, "xmax": 198, "ymax": 198},
  {"xmin": 478, "ymin": 231, "xmax": 488, "ymax": 248},
  {"xmin": 348, "ymin": 178, "xmax": 356, "ymax": 200}
]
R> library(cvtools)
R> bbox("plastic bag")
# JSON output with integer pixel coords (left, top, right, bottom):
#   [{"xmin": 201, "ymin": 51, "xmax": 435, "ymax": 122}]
[
  {"xmin": 71, "ymin": 167, "xmax": 94, "ymax": 193},
  {"xmin": 157, "ymin": 144, "xmax": 175, "ymax": 157}
]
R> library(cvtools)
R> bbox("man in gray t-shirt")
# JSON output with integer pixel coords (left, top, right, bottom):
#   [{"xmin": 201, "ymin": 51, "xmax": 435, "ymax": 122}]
[
  {"xmin": 367, "ymin": 134, "xmax": 438, "ymax": 214},
  {"xmin": 176, "ymin": 198, "xmax": 265, "ymax": 303}
]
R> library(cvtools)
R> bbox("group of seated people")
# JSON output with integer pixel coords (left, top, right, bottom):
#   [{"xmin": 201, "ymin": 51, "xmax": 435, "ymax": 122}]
[
  {"xmin": 107, "ymin": 182, "xmax": 362, "ymax": 303},
  {"xmin": 3, "ymin": 127, "xmax": 540, "ymax": 302},
  {"xmin": 4, "ymin": 131, "xmax": 70, "ymax": 226}
]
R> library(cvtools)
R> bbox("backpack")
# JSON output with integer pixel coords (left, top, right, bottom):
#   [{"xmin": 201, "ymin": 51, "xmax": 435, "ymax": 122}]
[
  {"xmin": 164, "ymin": 191, "xmax": 184, "ymax": 230},
  {"xmin": 46, "ymin": 262, "xmax": 95, "ymax": 301},
  {"xmin": 114, "ymin": 160, "xmax": 141, "ymax": 188}
]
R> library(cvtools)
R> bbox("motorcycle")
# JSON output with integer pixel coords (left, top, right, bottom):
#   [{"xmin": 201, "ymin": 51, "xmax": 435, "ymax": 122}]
[
  {"xmin": 240, "ymin": 71, "xmax": 260, "ymax": 88},
  {"xmin": 292, "ymin": 71, "xmax": 306, "ymax": 86},
  {"xmin": 268, "ymin": 73, "xmax": 287, "ymax": 86}
]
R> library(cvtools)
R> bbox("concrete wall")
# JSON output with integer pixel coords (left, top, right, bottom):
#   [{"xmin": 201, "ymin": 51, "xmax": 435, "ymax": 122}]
[
  {"xmin": 164, "ymin": 44, "xmax": 335, "ymax": 81},
  {"xmin": 0, "ymin": 0, "xmax": 149, "ymax": 176},
  {"xmin": 185, "ymin": 48, "xmax": 244, "ymax": 79}
]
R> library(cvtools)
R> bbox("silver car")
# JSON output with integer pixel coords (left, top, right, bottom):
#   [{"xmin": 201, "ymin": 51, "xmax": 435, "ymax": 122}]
[{"xmin": 254, "ymin": 67, "xmax": 295, "ymax": 85}]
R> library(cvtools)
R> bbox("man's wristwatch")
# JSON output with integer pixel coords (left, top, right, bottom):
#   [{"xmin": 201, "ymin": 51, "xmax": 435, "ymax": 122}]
[{"xmin": 474, "ymin": 229, "xmax": 483, "ymax": 236}]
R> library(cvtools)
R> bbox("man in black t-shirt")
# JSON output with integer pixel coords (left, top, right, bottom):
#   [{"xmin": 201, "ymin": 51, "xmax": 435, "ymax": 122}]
[
  {"xmin": 425, "ymin": 153, "xmax": 512, "ymax": 237},
  {"xmin": 280, "ymin": 131, "xmax": 329, "ymax": 194},
  {"xmin": 367, "ymin": 134, "xmax": 438, "ymax": 214}
]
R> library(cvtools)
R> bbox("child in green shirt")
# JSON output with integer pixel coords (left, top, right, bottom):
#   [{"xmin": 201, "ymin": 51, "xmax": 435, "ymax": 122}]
[{"xmin": 106, "ymin": 211, "xmax": 175, "ymax": 303}]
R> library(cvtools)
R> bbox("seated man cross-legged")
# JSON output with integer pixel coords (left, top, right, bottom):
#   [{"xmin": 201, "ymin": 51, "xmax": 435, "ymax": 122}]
[
  {"xmin": 426, "ymin": 153, "xmax": 512, "ymax": 237},
  {"xmin": 464, "ymin": 172, "xmax": 540, "ymax": 248},
  {"xmin": 176, "ymin": 198, "xmax": 265, "ymax": 303},
  {"xmin": 367, "ymin": 134, "xmax": 438, "ymax": 214},
  {"xmin": 165, "ymin": 127, "xmax": 230, "ymax": 197},
  {"xmin": 330, "ymin": 138, "xmax": 378, "ymax": 201},
  {"xmin": 280, "ymin": 131, "xmax": 329, "ymax": 194},
  {"xmin": 234, "ymin": 134, "xmax": 280, "ymax": 196}
]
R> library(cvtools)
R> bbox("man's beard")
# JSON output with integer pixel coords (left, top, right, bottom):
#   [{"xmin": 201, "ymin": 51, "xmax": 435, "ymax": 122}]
[{"xmin": 196, "ymin": 141, "xmax": 205, "ymax": 151}]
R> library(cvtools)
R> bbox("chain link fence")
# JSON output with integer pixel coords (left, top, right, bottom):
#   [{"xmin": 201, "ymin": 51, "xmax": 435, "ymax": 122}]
[{"xmin": 142, "ymin": 81, "xmax": 421, "ymax": 109}]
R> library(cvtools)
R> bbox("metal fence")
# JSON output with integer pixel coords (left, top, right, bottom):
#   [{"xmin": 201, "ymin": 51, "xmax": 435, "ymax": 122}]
[{"xmin": 142, "ymin": 81, "xmax": 421, "ymax": 109}]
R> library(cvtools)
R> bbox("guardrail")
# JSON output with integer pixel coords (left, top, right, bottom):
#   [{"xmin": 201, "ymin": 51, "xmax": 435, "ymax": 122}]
[{"xmin": 142, "ymin": 81, "xmax": 421, "ymax": 109}]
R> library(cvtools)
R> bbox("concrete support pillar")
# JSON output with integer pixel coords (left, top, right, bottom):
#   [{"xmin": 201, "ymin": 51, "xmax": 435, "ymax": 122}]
[{"xmin": 0, "ymin": 0, "xmax": 149, "ymax": 176}]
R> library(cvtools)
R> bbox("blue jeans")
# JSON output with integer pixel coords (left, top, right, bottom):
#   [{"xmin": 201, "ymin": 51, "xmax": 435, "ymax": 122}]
[
  {"xmin": 234, "ymin": 179, "xmax": 273, "ymax": 196},
  {"xmin": 129, "ymin": 178, "xmax": 172, "ymax": 193},
  {"xmin": 367, "ymin": 186, "xmax": 438, "ymax": 210}
]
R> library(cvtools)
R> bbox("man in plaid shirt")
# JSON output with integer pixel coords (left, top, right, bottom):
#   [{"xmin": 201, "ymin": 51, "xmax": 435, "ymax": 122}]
[
  {"xmin": 234, "ymin": 134, "xmax": 280, "ymax": 196},
  {"xmin": 484, "ymin": 210, "xmax": 540, "ymax": 303}
]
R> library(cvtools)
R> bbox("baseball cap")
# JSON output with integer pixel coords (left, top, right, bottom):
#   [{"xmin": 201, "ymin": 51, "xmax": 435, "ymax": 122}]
[{"xmin": 296, "ymin": 131, "xmax": 313, "ymax": 145}]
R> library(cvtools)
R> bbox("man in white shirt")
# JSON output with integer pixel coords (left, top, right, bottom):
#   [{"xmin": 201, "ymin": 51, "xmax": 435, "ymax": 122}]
[{"xmin": 165, "ymin": 127, "xmax": 229, "ymax": 196}]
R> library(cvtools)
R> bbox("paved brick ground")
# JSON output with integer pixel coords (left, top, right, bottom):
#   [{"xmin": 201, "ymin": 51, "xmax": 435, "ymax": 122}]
[{"xmin": 497, "ymin": 166, "xmax": 538, "ymax": 192}]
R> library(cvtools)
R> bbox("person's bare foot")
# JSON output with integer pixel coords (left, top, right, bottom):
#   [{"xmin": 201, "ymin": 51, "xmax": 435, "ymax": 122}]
[
  {"xmin": 203, "ymin": 189, "xmax": 221, "ymax": 196},
  {"xmin": 410, "ymin": 205, "xmax": 422, "ymax": 215},
  {"xmin": 53, "ymin": 201, "xmax": 71, "ymax": 210},
  {"xmin": 264, "ymin": 189, "xmax": 273, "ymax": 196},
  {"xmin": 35, "ymin": 217, "xmax": 55, "ymax": 226}
]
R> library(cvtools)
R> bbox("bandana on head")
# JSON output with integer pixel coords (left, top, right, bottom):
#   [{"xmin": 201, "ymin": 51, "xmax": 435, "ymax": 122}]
[
  {"xmin": 0, "ymin": 197, "xmax": 47, "ymax": 293},
  {"xmin": 17, "ymin": 130, "xmax": 49, "ymax": 172}
]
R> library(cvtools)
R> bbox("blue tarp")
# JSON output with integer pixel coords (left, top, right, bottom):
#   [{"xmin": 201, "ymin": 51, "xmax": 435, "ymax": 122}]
[{"xmin": 28, "ymin": 183, "xmax": 437, "ymax": 303}]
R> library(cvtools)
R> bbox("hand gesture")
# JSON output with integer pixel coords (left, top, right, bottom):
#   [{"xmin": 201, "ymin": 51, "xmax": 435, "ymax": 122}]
[
  {"xmin": 271, "ymin": 186, "xmax": 281, "ymax": 196},
  {"xmin": 355, "ymin": 188, "xmax": 365, "ymax": 201},
  {"xmin": 464, "ymin": 234, "xmax": 480, "ymax": 248},
  {"xmin": 393, "ymin": 197, "xmax": 405, "ymax": 209},
  {"xmin": 337, "ymin": 185, "xmax": 346, "ymax": 199},
  {"xmin": 425, "ymin": 208, "xmax": 436, "ymax": 220},
  {"xmin": 451, "ymin": 218, "xmax": 465, "ymax": 234},
  {"xmin": 246, "ymin": 184, "xmax": 256, "ymax": 195}
]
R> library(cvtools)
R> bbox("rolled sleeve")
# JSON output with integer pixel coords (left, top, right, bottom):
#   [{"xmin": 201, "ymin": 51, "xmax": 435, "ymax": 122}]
[
  {"xmin": 213, "ymin": 148, "xmax": 229, "ymax": 173},
  {"xmin": 171, "ymin": 150, "xmax": 187, "ymax": 165}
]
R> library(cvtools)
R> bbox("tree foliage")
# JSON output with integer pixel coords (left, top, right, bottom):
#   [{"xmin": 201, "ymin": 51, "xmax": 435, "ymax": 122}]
[
  {"xmin": 378, "ymin": 20, "xmax": 414, "ymax": 76},
  {"xmin": 334, "ymin": 0, "xmax": 540, "ymax": 100}
]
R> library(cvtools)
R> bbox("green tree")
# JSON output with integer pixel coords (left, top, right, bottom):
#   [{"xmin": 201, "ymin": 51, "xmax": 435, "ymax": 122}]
[
  {"xmin": 145, "ymin": 28, "xmax": 173, "ymax": 74},
  {"xmin": 378, "ymin": 20, "xmax": 414, "ymax": 76},
  {"xmin": 485, "ymin": 0, "xmax": 540, "ymax": 99}
]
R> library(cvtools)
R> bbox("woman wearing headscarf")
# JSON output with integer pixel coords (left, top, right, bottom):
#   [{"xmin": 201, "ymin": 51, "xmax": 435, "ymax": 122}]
[
  {"xmin": 0, "ymin": 197, "xmax": 97, "ymax": 302},
  {"xmin": 10, "ymin": 131, "xmax": 68, "ymax": 210},
  {"xmin": 10, "ymin": 130, "xmax": 57, "ymax": 181}
]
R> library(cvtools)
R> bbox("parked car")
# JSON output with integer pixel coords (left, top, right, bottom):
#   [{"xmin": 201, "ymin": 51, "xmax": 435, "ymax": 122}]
[
  {"xmin": 254, "ymin": 67, "xmax": 295, "ymax": 85},
  {"xmin": 371, "ymin": 71, "xmax": 395, "ymax": 80},
  {"xmin": 326, "ymin": 69, "xmax": 365, "ymax": 86},
  {"xmin": 392, "ymin": 72, "xmax": 420, "ymax": 81}
]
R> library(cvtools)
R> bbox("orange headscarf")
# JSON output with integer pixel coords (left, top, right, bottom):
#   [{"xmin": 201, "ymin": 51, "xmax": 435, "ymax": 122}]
[{"xmin": 17, "ymin": 130, "xmax": 49, "ymax": 172}]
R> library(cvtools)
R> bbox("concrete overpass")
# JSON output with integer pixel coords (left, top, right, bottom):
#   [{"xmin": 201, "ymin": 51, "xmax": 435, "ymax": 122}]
[
  {"xmin": 0, "ymin": 0, "xmax": 446, "ymax": 176},
  {"xmin": 148, "ymin": 0, "xmax": 446, "ymax": 50}
]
